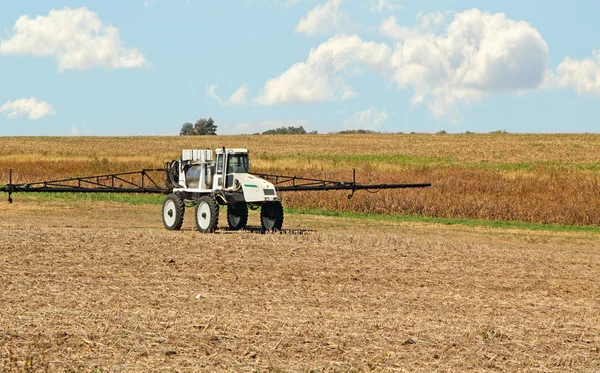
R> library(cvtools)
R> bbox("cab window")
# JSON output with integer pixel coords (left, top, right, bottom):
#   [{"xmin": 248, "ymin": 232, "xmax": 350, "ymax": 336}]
[
  {"xmin": 216, "ymin": 154, "xmax": 224, "ymax": 174},
  {"xmin": 227, "ymin": 154, "xmax": 249, "ymax": 174}
]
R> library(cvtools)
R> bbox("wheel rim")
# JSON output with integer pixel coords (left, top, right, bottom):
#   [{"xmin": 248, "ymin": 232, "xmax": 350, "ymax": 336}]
[
  {"xmin": 197, "ymin": 201, "xmax": 212, "ymax": 230},
  {"xmin": 163, "ymin": 200, "xmax": 177, "ymax": 227},
  {"xmin": 262, "ymin": 217, "xmax": 275, "ymax": 230},
  {"xmin": 262, "ymin": 206, "xmax": 276, "ymax": 230},
  {"xmin": 229, "ymin": 213, "xmax": 241, "ymax": 227}
]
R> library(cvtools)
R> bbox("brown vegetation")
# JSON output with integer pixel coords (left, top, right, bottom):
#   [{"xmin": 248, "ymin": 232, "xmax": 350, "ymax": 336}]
[{"xmin": 2, "ymin": 134, "xmax": 600, "ymax": 225}]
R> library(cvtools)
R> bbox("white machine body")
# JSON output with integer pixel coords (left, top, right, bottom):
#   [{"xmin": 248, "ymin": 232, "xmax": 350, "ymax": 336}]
[{"xmin": 172, "ymin": 148, "xmax": 278, "ymax": 203}]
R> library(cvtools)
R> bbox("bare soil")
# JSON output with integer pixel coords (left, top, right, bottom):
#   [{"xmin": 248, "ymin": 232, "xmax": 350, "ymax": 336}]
[{"xmin": 1, "ymin": 198, "xmax": 600, "ymax": 372}]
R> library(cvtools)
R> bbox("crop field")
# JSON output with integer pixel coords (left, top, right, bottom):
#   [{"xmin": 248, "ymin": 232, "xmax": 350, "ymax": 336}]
[
  {"xmin": 1, "ymin": 196, "xmax": 600, "ymax": 372},
  {"xmin": 2, "ymin": 134, "xmax": 600, "ymax": 226},
  {"xmin": 1, "ymin": 134, "xmax": 600, "ymax": 371}
]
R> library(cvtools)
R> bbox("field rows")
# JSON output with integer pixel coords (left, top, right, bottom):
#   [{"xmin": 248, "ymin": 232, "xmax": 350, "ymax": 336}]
[{"xmin": 1, "ymin": 199, "xmax": 600, "ymax": 371}]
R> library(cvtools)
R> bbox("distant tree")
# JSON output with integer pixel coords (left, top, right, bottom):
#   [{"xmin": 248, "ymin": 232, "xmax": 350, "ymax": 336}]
[
  {"xmin": 336, "ymin": 129, "xmax": 378, "ymax": 135},
  {"xmin": 262, "ymin": 126, "xmax": 309, "ymax": 135},
  {"xmin": 180, "ymin": 118, "xmax": 217, "ymax": 136},
  {"xmin": 180, "ymin": 122, "xmax": 193, "ymax": 136},
  {"xmin": 193, "ymin": 118, "xmax": 217, "ymax": 135}
]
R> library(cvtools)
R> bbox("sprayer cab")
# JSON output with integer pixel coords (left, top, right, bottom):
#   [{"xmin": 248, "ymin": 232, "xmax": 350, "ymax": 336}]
[{"xmin": 171, "ymin": 148, "xmax": 279, "ymax": 204}]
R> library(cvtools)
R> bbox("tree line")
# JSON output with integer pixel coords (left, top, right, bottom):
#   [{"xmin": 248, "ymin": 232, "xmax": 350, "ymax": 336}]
[{"xmin": 180, "ymin": 118, "xmax": 317, "ymax": 136}]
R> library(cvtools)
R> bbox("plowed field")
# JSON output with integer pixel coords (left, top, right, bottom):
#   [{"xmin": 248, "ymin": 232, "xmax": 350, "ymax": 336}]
[{"xmin": 1, "ymin": 197, "xmax": 599, "ymax": 371}]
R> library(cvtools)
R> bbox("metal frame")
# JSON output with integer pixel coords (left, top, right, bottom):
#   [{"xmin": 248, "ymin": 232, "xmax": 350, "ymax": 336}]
[
  {"xmin": 3, "ymin": 168, "xmax": 431, "ymax": 203},
  {"xmin": 2, "ymin": 169, "xmax": 168, "ymax": 203},
  {"xmin": 255, "ymin": 169, "xmax": 431, "ymax": 198}
]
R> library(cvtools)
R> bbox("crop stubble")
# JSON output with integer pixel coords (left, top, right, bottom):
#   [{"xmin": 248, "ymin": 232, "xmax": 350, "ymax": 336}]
[{"xmin": 1, "ymin": 199, "xmax": 599, "ymax": 371}]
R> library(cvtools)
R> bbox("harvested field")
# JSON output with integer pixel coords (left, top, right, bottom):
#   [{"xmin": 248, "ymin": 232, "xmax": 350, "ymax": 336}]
[{"xmin": 1, "ymin": 197, "xmax": 600, "ymax": 371}]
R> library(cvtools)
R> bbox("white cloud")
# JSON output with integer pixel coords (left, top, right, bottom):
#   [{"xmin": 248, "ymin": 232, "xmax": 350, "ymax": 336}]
[
  {"xmin": 207, "ymin": 84, "xmax": 249, "ymax": 106},
  {"xmin": 556, "ymin": 50, "xmax": 600, "ymax": 96},
  {"xmin": 225, "ymin": 85, "xmax": 249, "ymax": 106},
  {"xmin": 296, "ymin": 0, "xmax": 357, "ymax": 36},
  {"xmin": 0, "ymin": 98, "xmax": 56, "ymax": 120},
  {"xmin": 258, "ymin": 9, "xmax": 550, "ymax": 121},
  {"xmin": 370, "ymin": 0, "xmax": 403, "ymax": 14},
  {"xmin": 344, "ymin": 106, "xmax": 389, "ymax": 130},
  {"xmin": 385, "ymin": 9, "xmax": 549, "ymax": 120},
  {"xmin": 0, "ymin": 7, "xmax": 146, "ymax": 71},
  {"xmin": 255, "ymin": 34, "xmax": 392, "ymax": 105}
]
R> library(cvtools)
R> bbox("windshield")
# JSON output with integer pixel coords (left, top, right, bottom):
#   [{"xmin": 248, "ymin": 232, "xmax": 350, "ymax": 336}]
[{"xmin": 227, "ymin": 154, "xmax": 250, "ymax": 174}]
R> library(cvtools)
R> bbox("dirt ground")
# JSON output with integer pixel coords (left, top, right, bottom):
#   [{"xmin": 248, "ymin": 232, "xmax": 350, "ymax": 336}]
[{"xmin": 1, "ymin": 197, "xmax": 599, "ymax": 372}]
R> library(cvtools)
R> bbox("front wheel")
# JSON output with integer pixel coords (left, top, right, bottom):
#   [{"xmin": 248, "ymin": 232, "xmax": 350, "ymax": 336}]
[
  {"xmin": 162, "ymin": 193, "xmax": 184, "ymax": 230},
  {"xmin": 195, "ymin": 195, "xmax": 219, "ymax": 233},
  {"xmin": 260, "ymin": 202, "xmax": 284, "ymax": 231},
  {"xmin": 227, "ymin": 202, "xmax": 248, "ymax": 230}
]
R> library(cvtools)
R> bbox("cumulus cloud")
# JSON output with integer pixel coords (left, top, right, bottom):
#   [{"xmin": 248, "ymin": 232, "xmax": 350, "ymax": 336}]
[
  {"xmin": 0, "ymin": 98, "xmax": 56, "ymax": 120},
  {"xmin": 255, "ymin": 34, "xmax": 392, "ymax": 105},
  {"xmin": 556, "ymin": 51, "xmax": 600, "ymax": 96},
  {"xmin": 207, "ymin": 84, "xmax": 249, "ymax": 106},
  {"xmin": 0, "ymin": 7, "xmax": 146, "ymax": 71},
  {"xmin": 380, "ymin": 11, "xmax": 453, "ymax": 40},
  {"xmin": 344, "ymin": 106, "xmax": 389, "ymax": 130},
  {"xmin": 385, "ymin": 9, "xmax": 549, "ymax": 119},
  {"xmin": 296, "ymin": 0, "xmax": 357, "ymax": 36},
  {"xmin": 370, "ymin": 0, "xmax": 403, "ymax": 14},
  {"xmin": 258, "ymin": 9, "xmax": 550, "ymax": 121}
]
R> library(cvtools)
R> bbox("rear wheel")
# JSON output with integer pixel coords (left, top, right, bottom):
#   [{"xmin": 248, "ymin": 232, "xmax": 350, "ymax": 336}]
[
  {"xmin": 162, "ymin": 193, "xmax": 184, "ymax": 230},
  {"xmin": 195, "ymin": 195, "xmax": 219, "ymax": 233},
  {"xmin": 227, "ymin": 202, "xmax": 248, "ymax": 230},
  {"xmin": 260, "ymin": 202, "xmax": 284, "ymax": 231}
]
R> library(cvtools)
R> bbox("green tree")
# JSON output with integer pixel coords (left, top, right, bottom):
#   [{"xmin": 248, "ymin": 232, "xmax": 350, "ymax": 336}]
[
  {"xmin": 193, "ymin": 117, "xmax": 217, "ymax": 135},
  {"xmin": 180, "ymin": 118, "xmax": 217, "ymax": 136},
  {"xmin": 179, "ymin": 122, "xmax": 193, "ymax": 136},
  {"xmin": 262, "ymin": 126, "xmax": 311, "ymax": 135}
]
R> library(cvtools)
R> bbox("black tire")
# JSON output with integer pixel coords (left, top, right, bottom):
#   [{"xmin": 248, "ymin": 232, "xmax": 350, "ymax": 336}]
[
  {"xmin": 162, "ymin": 193, "xmax": 185, "ymax": 231},
  {"xmin": 227, "ymin": 202, "xmax": 248, "ymax": 230},
  {"xmin": 195, "ymin": 195, "xmax": 219, "ymax": 233},
  {"xmin": 260, "ymin": 201, "xmax": 284, "ymax": 231}
]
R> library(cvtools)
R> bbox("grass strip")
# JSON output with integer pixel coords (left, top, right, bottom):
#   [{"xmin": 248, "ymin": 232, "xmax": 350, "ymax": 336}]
[
  {"xmin": 5, "ymin": 191, "xmax": 165, "ymax": 205},
  {"xmin": 286, "ymin": 207, "xmax": 600, "ymax": 234},
  {"xmin": 4, "ymin": 191, "xmax": 600, "ymax": 233}
]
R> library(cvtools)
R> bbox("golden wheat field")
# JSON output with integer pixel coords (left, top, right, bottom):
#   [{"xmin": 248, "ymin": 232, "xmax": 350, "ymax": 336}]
[{"xmin": 2, "ymin": 134, "xmax": 600, "ymax": 225}]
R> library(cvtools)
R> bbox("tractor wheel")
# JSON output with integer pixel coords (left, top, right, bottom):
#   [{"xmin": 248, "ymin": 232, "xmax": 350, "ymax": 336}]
[
  {"xmin": 227, "ymin": 202, "xmax": 248, "ymax": 230},
  {"xmin": 260, "ymin": 201, "xmax": 284, "ymax": 231},
  {"xmin": 162, "ymin": 193, "xmax": 185, "ymax": 230},
  {"xmin": 195, "ymin": 195, "xmax": 219, "ymax": 233}
]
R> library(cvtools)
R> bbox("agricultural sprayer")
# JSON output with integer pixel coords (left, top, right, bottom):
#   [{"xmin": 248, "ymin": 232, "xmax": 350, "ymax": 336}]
[{"xmin": 1, "ymin": 147, "xmax": 431, "ymax": 232}]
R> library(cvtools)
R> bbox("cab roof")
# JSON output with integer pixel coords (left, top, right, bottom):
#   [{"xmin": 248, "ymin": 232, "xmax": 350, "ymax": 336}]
[{"xmin": 215, "ymin": 148, "xmax": 248, "ymax": 154}]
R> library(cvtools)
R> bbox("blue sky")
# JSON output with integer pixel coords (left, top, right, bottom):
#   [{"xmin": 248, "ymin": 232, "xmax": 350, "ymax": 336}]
[{"xmin": 1, "ymin": 0, "xmax": 599, "ymax": 136}]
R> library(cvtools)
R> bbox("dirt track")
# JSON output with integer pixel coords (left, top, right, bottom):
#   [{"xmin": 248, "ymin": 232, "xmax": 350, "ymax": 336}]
[{"xmin": 1, "ymin": 198, "xmax": 600, "ymax": 372}]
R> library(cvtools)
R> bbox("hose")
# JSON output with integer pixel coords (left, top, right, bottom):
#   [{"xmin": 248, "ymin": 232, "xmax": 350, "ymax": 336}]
[{"xmin": 165, "ymin": 160, "xmax": 183, "ymax": 188}]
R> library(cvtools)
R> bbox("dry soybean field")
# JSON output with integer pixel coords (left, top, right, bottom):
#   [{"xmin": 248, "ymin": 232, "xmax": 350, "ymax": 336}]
[{"xmin": 1, "ymin": 134, "xmax": 600, "ymax": 371}]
